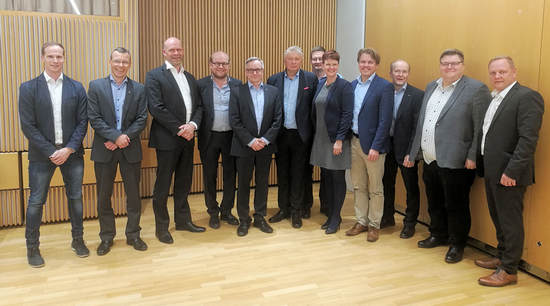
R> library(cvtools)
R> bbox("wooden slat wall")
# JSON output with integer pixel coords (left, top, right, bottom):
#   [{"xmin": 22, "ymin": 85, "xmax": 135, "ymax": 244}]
[
  {"xmin": 365, "ymin": 0, "xmax": 550, "ymax": 272},
  {"xmin": 0, "ymin": 0, "xmax": 139, "ymax": 153}
]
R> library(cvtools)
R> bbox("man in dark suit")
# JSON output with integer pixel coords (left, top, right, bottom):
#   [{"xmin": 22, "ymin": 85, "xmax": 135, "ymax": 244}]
[
  {"xmin": 146, "ymin": 37, "xmax": 205, "ymax": 244},
  {"xmin": 345, "ymin": 48, "xmax": 394, "ymax": 243},
  {"xmin": 19, "ymin": 42, "xmax": 89, "ymax": 267},
  {"xmin": 88, "ymin": 47, "xmax": 148, "ymax": 255},
  {"xmin": 476, "ymin": 56, "xmax": 544, "ymax": 287},
  {"xmin": 197, "ymin": 51, "xmax": 241, "ymax": 229},
  {"xmin": 381, "ymin": 60, "xmax": 423, "ymax": 238},
  {"xmin": 408, "ymin": 49, "xmax": 491, "ymax": 263},
  {"xmin": 267, "ymin": 46, "xmax": 317, "ymax": 228},
  {"xmin": 229, "ymin": 57, "xmax": 283, "ymax": 237}
]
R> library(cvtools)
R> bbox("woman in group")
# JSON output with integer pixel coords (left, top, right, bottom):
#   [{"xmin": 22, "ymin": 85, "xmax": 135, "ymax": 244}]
[{"xmin": 310, "ymin": 50, "xmax": 353, "ymax": 234}]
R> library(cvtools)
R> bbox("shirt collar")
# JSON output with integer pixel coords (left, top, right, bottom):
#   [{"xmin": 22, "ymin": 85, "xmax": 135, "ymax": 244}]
[
  {"xmin": 284, "ymin": 70, "xmax": 300, "ymax": 80},
  {"xmin": 491, "ymin": 81, "xmax": 517, "ymax": 99},
  {"xmin": 44, "ymin": 71, "xmax": 64, "ymax": 83},
  {"xmin": 109, "ymin": 74, "xmax": 128, "ymax": 86},
  {"xmin": 211, "ymin": 76, "xmax": 230, "ymax": 88},
  {"xmin": 395, "ymin": 83, "xmax": 407, "ymax": 94},
  {"xmin": 248, "ymin": 81, "xmax": 264, "ymax": 90},
  {"xmin": 356, "ymin": 73, "xmax": 376, "ymax": 85},
  {"xmin": 165, "ymin": 60, "xmax": 185, "ymax": 73},
  {"xmin": 436, "ymin": 76, "xmax": 462, "ymax": 88}
]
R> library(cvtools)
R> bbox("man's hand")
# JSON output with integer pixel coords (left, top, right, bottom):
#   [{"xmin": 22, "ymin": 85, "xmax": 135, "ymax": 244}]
[
  {"xmin": 403, "ymin": 155, "xmax": 415, "ymax": 168},
  {"xmin": 500, "ymin": 173, "xmax": 516, "ymax": 187},
  {"xmin": 465, "ymin": 159, "xmax": 476, "ymax": 170},
  {"xmin": 49, "ymin": 147, "xmax": 73, "ymax": 165},
  {"xmin": 115, "ymin": 134, "xmax": 130, "ymax": 148},
  {"xmin": 178, "ymin": 123, "xmax": 196, "ymax": 141},
  {"xmin": 104, "ymin": 141, "xmax": 118, "ymax": 151},
  {"xmin": 250, "ymin": 138, "xmax": 266, "ymax": 151},
  {"xmin": 367, "ymin": 149, "xmax": 379, "ymax": 161}
]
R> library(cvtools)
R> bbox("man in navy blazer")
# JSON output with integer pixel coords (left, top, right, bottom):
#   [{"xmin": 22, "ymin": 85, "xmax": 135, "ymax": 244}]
[
  {"xmin": 197, "ymin": 51, "xmax": 241, "ymax": 229},
  {"xmin": 19, "ymin": 42, "xmax": 89, "ymax": 267},
  {"xmin": 345, "ymin": 48, "xmax": 394, "ymax": 243},
  {"xmin": 146, "ymin": 37, "xmax": 205, "ymax": 244},
  {"xmin": 267, "ymin": 46, "xmax": 317, "ymax": 228},
  {"xmin": 88, "ymin": 47, "xmax": 148, "ymax": 255},
  {"xmin": 230, "ymin": 57, "xmax": 283, "ymax": 237},
  {"xmin": 381, "ymin": 60, "xmax": 424, "ymax": 239}
]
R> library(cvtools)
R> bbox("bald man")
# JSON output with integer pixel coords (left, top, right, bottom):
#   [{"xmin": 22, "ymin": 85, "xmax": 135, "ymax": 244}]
[{"xmin": 146, "ymin": 37, "xmax": 205, "ymax": 244}]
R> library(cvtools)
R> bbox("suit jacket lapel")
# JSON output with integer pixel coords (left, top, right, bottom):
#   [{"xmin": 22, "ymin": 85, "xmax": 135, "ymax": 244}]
[
  {"xmin": 438, "ymin": 78, "xmax": 466, "ymax": 122},
  {"xmin": 297, "ymin": 70, "xmax": 305, "ymax": 107},
  {"xmin": 261, "ymin": 86, "xmax": 272, "ymax": 132},
  {"xmin": 121, "ymin": 79, "xmax": 133, "ymax": 124},
  {"xmin": 397, "ymin": 88, "xmax": 412, "ymax": 120},
  {"xmin": 205, "ymin": 78, "xmax": 214, "ymax": 116},
  {"xmin": 102, "ymin": 77, "xmax": 116, "ymax": 120},
  {"xmin": 38, "ymin": 75, "xmax": 55, "ymax": 132},
  {"xmin": 242, "ymin": 85, "xmax": 258, "ymax": 128},
  {"xmin": 487, "ymin": 83, "xmax": 520, "ymax": 133},
  {"xmin": 162, "ymin": 65, "xmax": 185, "ymax": 103},
  {"xmin": 360, "ymin": 75, "xmax": 378, "ymax": 111}
]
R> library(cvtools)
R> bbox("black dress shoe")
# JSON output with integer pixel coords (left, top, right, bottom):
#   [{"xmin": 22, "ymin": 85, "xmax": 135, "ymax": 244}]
[
  {"xmin": 380, "ymin": 218, "xmax": 395, "ymax": 229},
  {"xmin": 325, "ymin": 224, "xmax": 340, "ymax": 234},
  {"xmin": 96, "ymin": 240, "xmax": 113, "ymax": 256},
  {"xmin": 156, "ymin": 231, "xmax": 174, "ymax": 244},
  {"xmin": 127, "ymin": 237, "xmax": 148, "ymax": 251},
  {"xmin": 27, "ymin": 246, "xmax": 45, "ymax": 268},
  {"xmin": 237, "ymin": 222, "xmax": 250, "ymax": 237},
  {"xmin": 417, "ymin": 236, "xmax": 447, "ymax": 248},
  {"xmin": 209, "ymin": 215, "xmax": 220, "ymax": 229},
  {"xmin": 445, "ymin": 246, "xmax": 464, "ymax": 263},
  {"xmin": 254, "ymin": 217, "xmax": 273, "ymax": 233},
  {"xmin": 321, "ymin": 218, "xmax": 330, "ymax": 230},
  {"xmin": 268, "ymin": 210, "xmax": 289, "ymax": 223},
  {"xmin": 302, "ymin": 208, "xmax": 311, "ymax": 219},
  {"xmin": 291, "ymin": 213, "xmax": 302, "ymax": 228},
  {"xmin": 221, "ymin": 213, "xmax": 239, "ymax": 225},
  {"xmin": 400, "ymin": 226, "xmax": 415, "ymax": 239},
  {"xmin": 176, "ymin": 222, "xmax": 206, "ymax": 233}
]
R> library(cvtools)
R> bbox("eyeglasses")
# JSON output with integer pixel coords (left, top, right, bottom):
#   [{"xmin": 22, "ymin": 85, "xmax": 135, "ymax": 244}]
[
  {"xmin": 211, "ymin": 62, "xmax": 229, "ymax": 67},
  {"xmin": 440, "ymin": 61, "xmax": 463, "ymax": 68},
  {"xmin": 246, "ymin": 68, "xmax": 263, "ymax": 73}
]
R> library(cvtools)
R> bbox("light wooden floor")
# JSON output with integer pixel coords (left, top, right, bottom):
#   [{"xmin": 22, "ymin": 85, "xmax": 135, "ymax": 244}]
[{"xmin": 1, "ymin": 186, "xmax": 549, "ymax": 305}]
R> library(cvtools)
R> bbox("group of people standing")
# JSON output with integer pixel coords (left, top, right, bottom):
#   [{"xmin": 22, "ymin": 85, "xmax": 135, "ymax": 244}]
[{"xmin": 19, "ymin": 38, "xmax": 543, "ymax": 288}]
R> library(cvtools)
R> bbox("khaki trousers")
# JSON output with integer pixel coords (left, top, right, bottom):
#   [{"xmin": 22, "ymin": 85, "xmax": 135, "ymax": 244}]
[{"xmin": 351, "ymin": 137, "xmax": 386, "ymax": 228}]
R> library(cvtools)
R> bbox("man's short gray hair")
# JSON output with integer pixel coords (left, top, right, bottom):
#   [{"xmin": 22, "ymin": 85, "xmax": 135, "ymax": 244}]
[
  {"xmin": 284, "ymin": 46, "xmax": 303, "ymax": 58},
  {"xmin": 245, "ymin": 57, "xmax": 264, "ymax": 68}
]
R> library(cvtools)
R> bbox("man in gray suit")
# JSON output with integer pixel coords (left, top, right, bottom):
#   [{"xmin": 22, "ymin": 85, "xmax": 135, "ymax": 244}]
[
  {"xmin": 88, "ymin": 47, "xmax": 148, "ymax": 255},
  {"xmin": 407, "ymin": 49, "xmax": 490, "ymax": 263},
  {"xmin": 476, "ymin": 56, "xmax": 543, "ymax": 287}
]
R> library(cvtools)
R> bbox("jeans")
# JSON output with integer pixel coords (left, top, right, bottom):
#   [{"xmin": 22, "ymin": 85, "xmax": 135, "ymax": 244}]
[{"xmin": 25, "ymin": 155, "xmax": 84, "ymax": 248}]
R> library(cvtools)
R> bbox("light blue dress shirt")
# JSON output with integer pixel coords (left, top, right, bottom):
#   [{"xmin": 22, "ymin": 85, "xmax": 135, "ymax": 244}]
[
  {"xmin": 390, "ymin": 83, "xmax": 407, "ymax": 136},
  {"xmin": 352, "ymin": 73, "xmax": 375, "ymax": 134},
  {"xmin": 248, "ymin": 82, "xmax": 270, "ymax": 146},
  {"xmin": 283, "ymin": 71, "xmax": 299, "ymax": 129},
  {"xmin": 212, "ymin": 77, "xmax": 232, "ymax": 131},
  {"xmin": 110, "ymin": 75, "xmax": 128, "ymax": 131}
]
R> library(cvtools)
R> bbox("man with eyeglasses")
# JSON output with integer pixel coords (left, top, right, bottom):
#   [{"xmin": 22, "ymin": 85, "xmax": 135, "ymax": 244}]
[
  {"xmin": 408, "ymin": 49, "xmax": 491, "ymax": 263},
  {"xmin": 229, "ymin": 57, "xmax": 282, "ymax": 237},
  {"xmin": 146, "ymin": 37, "xmax": 205, "ymax": 244},
  {"xmin": 197, "ymin": 51, "xmax": 241, "ymax": 229},
  {"xmin": 267, "ymin": 46, "xmax": 317, "ymax": 228},
  {"xmin": 88, "ymin": 47, "xmax": 148, "ymax": 255}
]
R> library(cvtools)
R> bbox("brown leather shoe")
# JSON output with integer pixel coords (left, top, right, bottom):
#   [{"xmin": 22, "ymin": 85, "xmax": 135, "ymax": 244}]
[
  {"xmin": 345, "ymin": 223, "xmax": 368, "ymax": 236},
  {"xmin": 475, "ymin": 257, "xmax": 502, "ymax": 270},
  {"xmin": 366, "ymin": 226, "xmax": 379, "ymax": 242},
  {"xmin": 478, "ymin": 269, "xmax": 518, "ymax": 287}
]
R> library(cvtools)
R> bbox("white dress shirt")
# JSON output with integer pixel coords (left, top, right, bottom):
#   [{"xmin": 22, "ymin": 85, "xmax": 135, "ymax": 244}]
[
  {"xmin": 421, "ymin": 77, "xmax": 461, "ymax": 164},
  {"xmin": 165, "ymin": 61, "xmax": 196, "ymax": 128},
  {"xmin": 481, "ymin": 81, "xmax": 517, "ymax": 155},
  {"xmin": 44, "ymin": 71, "xmax": 64, "ymax": 145}
]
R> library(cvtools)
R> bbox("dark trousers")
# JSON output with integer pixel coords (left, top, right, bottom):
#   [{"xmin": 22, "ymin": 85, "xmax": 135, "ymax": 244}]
[
  {"xmin": 25, "ymin": 155, "xmax": 84, "ymax": 248},
  {"xmin": 422, "ymin": 161, "xmax": 475, "ymax": 247},
  {"xmin": 94, "ymin": 150, "xmax": 142, "ymax": 241},
  {"xmin": 485, "ymin": 176, "xmax": 526, "ymax": 274},
  {"xmin": 275, "ymin": 128, "xmax": 307, "ymax": 214},
  {"xmin": 236, "ymin": 154, "xmax": 272, "ymax": 223},
  {"xmin": 153, "ymin": 141, "xmax": 194, "ymax": 232},
  {"xmin": 382, "ymin": 149, "xmax": 420, "ymax": 226},
  {"xmin": 199, "ymin": 131, "xmax": 236, "ymax": 216},
  {"xmin": 320, "ymin": 168, "xmax": 346, "ymax": 228}
]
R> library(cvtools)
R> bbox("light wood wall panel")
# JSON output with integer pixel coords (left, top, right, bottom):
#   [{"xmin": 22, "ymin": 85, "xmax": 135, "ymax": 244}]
[
  {"xmin": 0, "ymin": 153, "xmax": 20, "ymax": 190},
  {"xmin": 0, "ymin": 0, "xmax": 139, "ymax": 152},
  {"xmin": 138, "ymin": 0, "xmax": 336, "ymax": 87},
  {"xmin": 366, "ymin": 0, "xmax": 549, "ymax": 272},
  {"xmin": 0, "ymin": 189, "xmax": 22, "ymax": 227}
]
